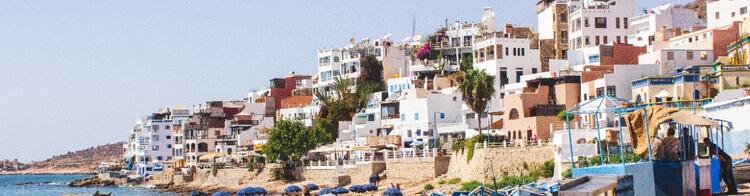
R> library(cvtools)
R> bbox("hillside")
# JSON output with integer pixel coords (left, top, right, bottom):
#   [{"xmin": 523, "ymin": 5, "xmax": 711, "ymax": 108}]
[{"xmin": 14, "ymin": 142, "xmax": 124, "ymax": 174}]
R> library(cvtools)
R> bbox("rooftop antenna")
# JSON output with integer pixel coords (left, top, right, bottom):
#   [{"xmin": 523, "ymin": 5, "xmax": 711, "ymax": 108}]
[{"xmin": 411, "ymin": 0, "xmax": 416, "ymax": 39}]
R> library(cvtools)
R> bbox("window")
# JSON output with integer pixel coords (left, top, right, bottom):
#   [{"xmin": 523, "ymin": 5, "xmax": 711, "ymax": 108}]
[
  {"xmin": 606, "ymin": 86, "xmax": 616, "ymax": 97},
  {"xmin": 623, "ymin": 17, "xmax": 628, "ymax": 29},
  {"xmin": 741, "ymin": 7, "xmax": 748, "ymax": 15},
  {"xmin": 152, "ymin": 145, "xmax": 159, "ymax": 151},
  {"xmin": 166, "ymin": 135, "xmax": 171, "ymax": 140},
  {"xmin": 509, "ymin": 109, "xmax": 519, "ymax": 120},
  {"xmin": 603, "ymin": 36, "xmax": 608, "ymax": 44},
  {"xmin": 700, "ymin": 51, "xmax": 708, "ymax": 60},
  {"xmin": 214, "ymin": 130, "xmax": 220, "ymax": 137},
  {"xmin": 595, "ymin": 36, "xmax": 600, "ymax": 45},
  {"xmin": 400, "ymin": 114, "xmax": 405, "ymax": 121},
  {"xmin": 407, "ymin": 130, "xmax": 412, "ymax": 137},
  {"xmin": 667, "ymin": 51, "xmax": 674, "ymax": 60},
  {"xmin": 715, "ymin": 12, "xmax": 720, "ymax": 20},
  {"xmin": 585, "ymin": 36, "xmax": 591, "ymax": 45},
  {"xmin": 686, "ymin": 51, "xmax": 694, "ymax": 60},
  {"xmin": 615, "ymin": 17, "xmax": 620, "ymax": 29},
  {"xmin": 165, "ymin": 125, "xmax": 170, "ymax": 129},
  {"xmin": 152, "ymin": 135, "xmax": 159, "ymax": 141},
  {"xmin": 440, "ymin": 113, "xmax": 445, "ymax": 119},
  {"xmin": 157, "ymin": 156, "xmax": 163, "ymax": 161},
  {"xmin": 166, "ymin": 144, "xmax": 172, "ymax": 149},
  {"xmin": 516, "ymin": 71, "xmax": 523, "ymax": 83},
  {"xmin": 560, "ymin": 13, "xmax": 567, "ymax": 22},
  {"xmin": 532, "ymin": 68, "xmax": 538, "ymax": 74},
  {"xmin": 584, "ymin": 17, "xmax": 590, "ymax": 27},
  {"xmin": 416, "ymin": 129, "xmax": 421, "ymax": 136},
  {"xmin": 594, "ymin": 17, "xmax": 607, "ymax": 28},
  {"xmin": 414, "ymin": 113, "xmax": 419, "ymax": 120},
  {"xmin": 466, "ymin": 113, "xmax": 475, "ymax": 119},
  {"xmin": 505, "ymin": 47, "xmax": 509, "ymax": 56}
]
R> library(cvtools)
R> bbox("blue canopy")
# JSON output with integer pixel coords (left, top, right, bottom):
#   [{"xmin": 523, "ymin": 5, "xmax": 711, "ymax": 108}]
[
  {"xmin": 349, "ymin": 185, "xmax": 367, "ymax": 193},
  {"xmin": 284, "ymin": 185, "xmax": 302, "ymax": 193},
  {"xmin": 333, "ymin": 187, "xmax": 349, "ymax": 194},
  {"xmin": 191, "ymin": 191, "xmax": 209, "ymax": 196},
  {"xmin": 364, "ymin": 183, "xmax": 378, "ymax": 191},
  {"xmin": 319, "ymin": 188, "xmax": 335, "ymax": 195},
  {"xmin": 369, "ymin": 175, "xmax": 380, "ymax": 183},
  {"xmin": 383, "ymin": 188, "xmax": 403, "ymax": 196},
  {"xmin": 237, "ymin": 187, "xmax": 267, "ymax": 196},
  {"xmin": 304, "ymin": 183, "xmax": 320, "ymax": 191},
  {"xmin": 212, "ymin": 191, "xmax": 231, "ymax": 196}
]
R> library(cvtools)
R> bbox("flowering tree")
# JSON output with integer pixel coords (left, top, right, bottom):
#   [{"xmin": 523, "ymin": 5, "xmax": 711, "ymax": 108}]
[{"xmin": 416, "ymin": 43, "xmax": 432, "ymax": 60}]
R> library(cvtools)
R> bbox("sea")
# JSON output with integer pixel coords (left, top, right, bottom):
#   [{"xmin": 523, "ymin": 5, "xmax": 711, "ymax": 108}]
[{"xmin": 0, "ymin": 174, "xmax": 178, "ymax": 196}]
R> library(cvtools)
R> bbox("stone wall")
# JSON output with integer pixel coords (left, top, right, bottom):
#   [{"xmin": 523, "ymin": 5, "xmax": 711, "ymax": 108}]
[
  {"xmin": 446, "ymin": 146, "xmax": 555, "ymax": 182},
  {"xmin": 385, "ymin": 158, "xmax": 436, "ymax": 182},
  {"xmin": 301, "ymin": 163, "xmax": 384, "ymax": 186}
]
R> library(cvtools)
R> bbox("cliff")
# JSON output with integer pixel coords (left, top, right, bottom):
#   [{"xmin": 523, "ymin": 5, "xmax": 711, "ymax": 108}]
[{"xmin": 5, "ymin": 142, "xmax": 124, "ymax": 174}]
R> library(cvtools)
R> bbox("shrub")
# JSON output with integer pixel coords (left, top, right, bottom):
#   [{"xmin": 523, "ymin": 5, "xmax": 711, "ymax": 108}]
[
  {"xmin": 210, "ymin": 163, "xmax": 224, "ymax": 177},
  {"xmin": 437, "ymin": 180, "xmax": 446, "ymax": 185},
  {"xmin": 460, "ymin": 181, "xmax": 481, "ymax": 191},
  {"xmin": 562, "ymin": 169, "xmax": 572, "ymax": 179},
  {"xmin": 447, "ymin": 178, "xmax": 461, "ymax": 185},
  {"xmin": 424, "ymin": 184, "xmax": 434, "ymax": 191},
  {"xmin": 540, "ymin": 160, "xmax": 555, "ymax": 178}
]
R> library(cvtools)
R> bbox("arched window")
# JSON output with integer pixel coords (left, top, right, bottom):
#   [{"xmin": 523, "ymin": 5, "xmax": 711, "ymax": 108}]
[
  {"xmin": 635, "ymin": 94, "xmax": 642, "ymax": 104},
  {"xmin": 197, "ymin": 143, "xmax": 208, "ymax": 152},
  {"xmin": 227, "ymin": 148, "xmax": 233, "ymax": 155},
  {"xmin": 509, "ymin": 109, "xmax": 520, "ymax": 120}
]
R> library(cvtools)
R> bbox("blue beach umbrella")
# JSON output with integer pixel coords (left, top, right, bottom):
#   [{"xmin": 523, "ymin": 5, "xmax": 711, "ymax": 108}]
[
  {"xmin": 254, "ymin": 187, "xmax": 267, "ymax": 195},
  {"xmin": 383, "ymin": 188, "xmax": 403, "ymax": 196},
  {"xmin": 212, "ymin": 191, "xmax": 231, "ymax": 196},
  {"xmin": 349, "ymin": 185, "xmax": 367, "ymax": 193},
  {"xmin": 284, "ymin": 185, "xmax": 302, "ymax": 193},
  {"xmin": 236, "ymin": 187, "xmax": 257, "ymax": 196},
  {"xmin": 363, "ymin": 183, "xmax": 378, "ymax": 192},
  {"xmin": 304, "ymin": 183, "xmax": 320, "ymax": 191},
  {"xmin": 191, "ymin": 191, "xmax": 209, "ymax": 196},
  {"xmin": 333, "ymin": 187, "xmax": 349, "ymax": 194},
  {"xmin": 319, "ymin": 188, "xmax": 335, "ymax": 195}
]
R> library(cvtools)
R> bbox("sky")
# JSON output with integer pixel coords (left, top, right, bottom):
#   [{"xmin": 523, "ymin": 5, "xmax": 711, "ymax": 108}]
[{"xmin": 0, "ymin": 0, "xmax": 692, "ymax": 162}]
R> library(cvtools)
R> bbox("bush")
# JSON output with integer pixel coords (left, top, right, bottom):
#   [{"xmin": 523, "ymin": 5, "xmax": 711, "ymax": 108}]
[
  {"xmin": 210, "ymin": 163, "xmax": 224, "ymax": 177},
  {"xmin": 447, "ymin": 178, "xmax": 461, "ymax": 185},
  {"xmin": 437, "ymin": 180, "xmax": 446, "ymax": 185},
  {"xmin": 460, "ymin": 181, "xmax": 481, "ymax": 191},
  {"xmin": 562, "ymin": 169, "xmax": 572, "ymax": 179},
  {"xmin": 540, "ymin": 160, "xmax": 555, "ymax": 178},
  {"xmin": 424, "ymin": 184, "xmax": 434, "ymax": 191}
]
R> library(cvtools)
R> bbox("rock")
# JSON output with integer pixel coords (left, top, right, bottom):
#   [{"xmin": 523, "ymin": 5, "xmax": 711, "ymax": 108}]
[{"xmin": 68, "ymin": 176, "xmax": 115, "ymax": 187}]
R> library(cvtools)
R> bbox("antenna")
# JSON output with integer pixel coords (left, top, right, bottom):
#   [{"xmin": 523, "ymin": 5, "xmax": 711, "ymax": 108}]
[{"xmin": 411, "ymin": 0, "xmax": 416, "ymax": 38}]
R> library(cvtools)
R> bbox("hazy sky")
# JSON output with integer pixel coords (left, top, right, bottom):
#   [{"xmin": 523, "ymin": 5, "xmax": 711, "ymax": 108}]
[{"xmin": 0, "ymin": 0, "xmax": 691, "ymax": 162}]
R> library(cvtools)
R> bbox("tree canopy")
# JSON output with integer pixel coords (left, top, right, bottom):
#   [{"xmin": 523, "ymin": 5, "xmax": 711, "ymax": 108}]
[
  {"xmin": 262, "ymin": 119, "xmax": 321, "ymax": 164},
  {"xmin": 459, "ymin": 69, "xmax": 495, "ymax": 134}
]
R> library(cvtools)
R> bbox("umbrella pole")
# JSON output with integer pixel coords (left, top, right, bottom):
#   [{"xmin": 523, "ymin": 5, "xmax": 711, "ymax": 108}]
[
  {"xmin": 720, "ymin": 121, "xmax": 725, "ymax": 149},
  {"xmin": 643, "ymin": 109, "xmax": 653, "ymax": 162},
  {"xmin": 617, "ymin": 111, "xmax": 625, "ymax": 166},
  {"xmin": 566, "ymin": 113, "xmax": 575, "ymax": 169},
  {"xmin": 595, "ymin": 112, "xmax": 604, "ymax": 165}
]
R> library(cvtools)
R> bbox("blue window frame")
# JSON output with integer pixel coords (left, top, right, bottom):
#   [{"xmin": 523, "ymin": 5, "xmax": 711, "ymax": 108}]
[{"xmin": 440, "ymin": 113, "xmax": 445, "ymax": 119}]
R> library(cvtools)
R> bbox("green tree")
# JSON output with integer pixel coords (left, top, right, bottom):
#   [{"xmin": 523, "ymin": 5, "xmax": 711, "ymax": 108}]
[
  {"xmin": 314, "ymin": 77, "xmax": 379, "ymax": 141},
  {"xmin": 459, "ymin": 55, "xmax": 474, "ymax": 72},
  {"xmin": 459, "ymin": 69, "xmax": 495, "ymax": 135},
  {"xmin": 262, "ymin": 120, "xmax": 317, "ymax": 167},
  {"xmin": 557, "ymin": 110, "xmax": 575, "ymax": 122},
  {"xmin": 359, "ymin": 55, "xmax": 385, "ymax": 91}
]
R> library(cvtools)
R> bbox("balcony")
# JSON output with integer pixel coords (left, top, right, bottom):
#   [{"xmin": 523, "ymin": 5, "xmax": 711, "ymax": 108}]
[
  {"xmin": 727, "ymin": 35, "xmax": 750, "ymax": 53},
  {"xmin": 530, "ymin": 104, "xmax": 565, "ymax": 117}
]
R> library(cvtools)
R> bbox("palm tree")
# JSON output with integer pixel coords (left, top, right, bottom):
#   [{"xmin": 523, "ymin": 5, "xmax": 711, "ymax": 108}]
[{"xmin": 459, "ymin": 69, "xmax": 495, "ymax": 135}]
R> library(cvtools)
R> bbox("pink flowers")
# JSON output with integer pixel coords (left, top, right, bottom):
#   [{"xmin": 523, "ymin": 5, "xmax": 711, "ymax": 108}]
[{"xmin": 416, "ymin": 43, "xmax": 432, "ymax": 60}]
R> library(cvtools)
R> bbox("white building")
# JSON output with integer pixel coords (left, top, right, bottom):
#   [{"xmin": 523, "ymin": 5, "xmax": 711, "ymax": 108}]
[
  {"xmin": 124, "ymin": 109, "xmax": 178, "ymax": 175},
  {"xmin": 707, "ymin": 0, "xmax": 750, "ymax": 29},
  {"xmin": 628, "ymin": 3, "xmax": 705, "ymax": 48},
  {"xmin": 317, "ymin": 36, "xmax": 407, "ymax": 89},
  {"xmin": 379, "ymin": 88, "xmax": 463, "ymax": 149},
  {"xmin": 277, "ymin": 96, "xmax": 316, "ymax": 127},
  {"xmin": 567, "ymin": 0, "xmax": 636, "ymax": 50},
  {"xmin": 170, "ymin": 108, "xmax": 192, "ymax": 164},
  {"xmin": 638, "ymin": 49, "xmax": 714, "ymax": 74},
  {"xmin": 579, "ymin": 64, "xmax": 659, "ymax": 128},
  {"xmin": 473, "ymin": 32, "xmax": 543, "ymax": 88}
]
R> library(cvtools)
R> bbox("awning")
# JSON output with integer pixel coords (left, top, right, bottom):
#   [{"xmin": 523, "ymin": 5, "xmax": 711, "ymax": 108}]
[
  {"xmin": 199, "ymin": 152, "xmax": 226, "ymax": 160},
  {"xmin": 655, "ymin": 90, "xmax": 672, "ymax": 98},
  {"xmin": 671, "ymin": 110, "xmax": 717, "ymax": 127}
]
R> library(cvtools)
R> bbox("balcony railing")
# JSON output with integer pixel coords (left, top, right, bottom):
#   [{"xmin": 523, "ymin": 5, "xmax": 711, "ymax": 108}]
[
  {"xmin": 530, "ymin": 104, "xmax": 565, "ymax": 117},
  {"xmin": 727, "ymin": 35, "xmax": 750, "ymax": 53}
]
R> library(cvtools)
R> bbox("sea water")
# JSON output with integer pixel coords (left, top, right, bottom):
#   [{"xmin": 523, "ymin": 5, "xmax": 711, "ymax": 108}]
[{"xmin": 0, "ymin": 174, "xmax": 177, "ymax": 196}]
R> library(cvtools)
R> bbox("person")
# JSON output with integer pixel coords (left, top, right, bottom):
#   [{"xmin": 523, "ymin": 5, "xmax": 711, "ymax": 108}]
[
  {"xmin": 681, "ymin": 128, "xmax": 696, "ymax": 160},
  {"xmin": 653, "ymin": 128, "xmax": 681, "ymax": 161},
  {"xmin": 704, "ymin": 138, "xmax": 738, "ymax": 194}
]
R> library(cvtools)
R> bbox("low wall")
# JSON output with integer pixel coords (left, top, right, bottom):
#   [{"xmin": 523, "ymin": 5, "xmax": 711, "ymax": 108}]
[
  {"xmin": 445, "ymin": 146, "xmax": 555, "ymax": 182},
  {"xmin": 302, "ymin": 162, "xmax": 385, "ymax": 186}
]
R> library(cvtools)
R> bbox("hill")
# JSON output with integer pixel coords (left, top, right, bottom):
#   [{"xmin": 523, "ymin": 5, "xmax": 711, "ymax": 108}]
[{"xmin": 10, "ymin": 142, "xmax": 124, "ymax": 174}]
